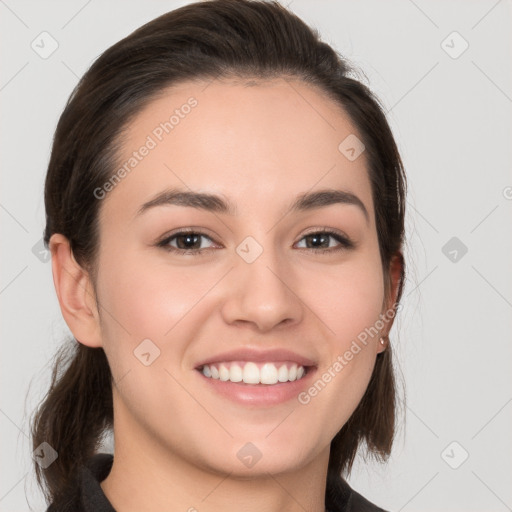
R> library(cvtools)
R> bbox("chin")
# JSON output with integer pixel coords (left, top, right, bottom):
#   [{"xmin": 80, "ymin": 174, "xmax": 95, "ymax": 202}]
[{"xmin": 192, "ymin": 438, "xmax": 320, "ymax": 478}]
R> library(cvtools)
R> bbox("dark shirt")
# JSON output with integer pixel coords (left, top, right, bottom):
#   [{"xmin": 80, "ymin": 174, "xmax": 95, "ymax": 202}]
[{"xmin": 46, "ymin": 453, "xmax": 389, "ymax": 512}]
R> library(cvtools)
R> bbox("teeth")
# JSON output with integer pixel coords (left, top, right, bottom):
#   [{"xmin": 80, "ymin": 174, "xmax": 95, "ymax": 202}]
[
  {"xmin": 260, "ymin": 363, "xmax": 278, "ymax": 384},
  {"xmin": 243, "ymin": 362, "xmax": 260, "ymax": 384},
  {"xmin": 277, "ymin": 364, "xmax": 289, "ymax": 382},
  {"xmin": 229, "ymin": 363, "xmax": 243, "ymax": 382},
  {"xmin": 219, "ymin": 364, "xmax": 230, "ymax": 381},
  {"xmin": 201, "ymin": 361, "xmax": 307, "ymax": 384}
]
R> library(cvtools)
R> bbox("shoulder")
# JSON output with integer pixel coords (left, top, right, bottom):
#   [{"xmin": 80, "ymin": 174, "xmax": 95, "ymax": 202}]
[{"xmin": 325, "ymin": 470, "xmax": 390, "ymax": 512}]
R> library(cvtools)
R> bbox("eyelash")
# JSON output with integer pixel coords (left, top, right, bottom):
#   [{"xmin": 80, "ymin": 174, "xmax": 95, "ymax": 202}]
[{"xmin": 156, "ymin": 228, "xmax": 355, "ymax": 255}]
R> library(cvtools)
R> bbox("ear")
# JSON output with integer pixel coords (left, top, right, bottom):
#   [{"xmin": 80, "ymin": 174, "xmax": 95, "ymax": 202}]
[
  {"xmin": 49, "ymin": 233, "xmax": 103, "ymax": 348},
  {"xmin": 377, "ymin": 251, "xmax": 404, "ymax": 354}
]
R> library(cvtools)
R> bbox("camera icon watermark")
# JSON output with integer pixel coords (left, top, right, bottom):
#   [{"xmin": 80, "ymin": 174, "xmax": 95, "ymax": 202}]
[
  {"xmin": 236, "ymin": 236, "xmax": 263, "ymax": 264},
  {"xmin": 33, "ymin": 442, "xmax": 58, "ymax": 469},
  {"xmin": 236, "ymin": 442, "xmax": 262, "ymax": 468},
  {"xmin": 441, "ymin": 31, "xmax": 469, "ymax": 60},
  {"xmin": 31, "ymin": 238, "xmax": 51, "ymax": 263},
  {"xmin": 441, "ymin": 441, "xmax": 469, "ymax": 469},
  {"xmin": 442, "ymin": 236, "xmax": 468, "ymax": 263},
  {"xmin": 133, "ymin": 338, "xmax": 161, "ymax": 366},
  {"xmin": 31, "ymin": 31, "xmax": 59, "ymax": 59},
  {"xmin": 338, "ymin": 134, "xmax": 365, "ymax": 162}
]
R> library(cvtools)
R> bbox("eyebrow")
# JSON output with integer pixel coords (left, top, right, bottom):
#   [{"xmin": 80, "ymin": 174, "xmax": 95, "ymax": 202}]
[{"xmin": 137, "ymin": 187, "xmax": 369, "ymax": 224}]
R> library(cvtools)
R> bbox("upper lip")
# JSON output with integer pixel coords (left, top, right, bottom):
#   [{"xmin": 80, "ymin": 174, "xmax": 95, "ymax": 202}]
[{"xmin": 195, "ymin": 348, "xmax": 317, "ymax": 369}]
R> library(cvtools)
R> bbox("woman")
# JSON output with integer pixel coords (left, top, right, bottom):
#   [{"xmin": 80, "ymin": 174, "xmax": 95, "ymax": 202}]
[{"xmin": 31, "ymin": 1, "xmax": 407, "ymax": 510}]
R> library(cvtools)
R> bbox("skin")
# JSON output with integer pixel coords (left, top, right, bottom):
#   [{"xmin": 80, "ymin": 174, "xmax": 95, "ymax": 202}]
[{"xmin": 51, "ymin": 77, "xmax": 402, "ymax": 512}]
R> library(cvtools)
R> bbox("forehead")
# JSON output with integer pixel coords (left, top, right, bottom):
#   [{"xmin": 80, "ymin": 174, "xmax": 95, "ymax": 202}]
[{"xmin": 101, "ymin": 77, "xmax": 374, "ymax": 223}]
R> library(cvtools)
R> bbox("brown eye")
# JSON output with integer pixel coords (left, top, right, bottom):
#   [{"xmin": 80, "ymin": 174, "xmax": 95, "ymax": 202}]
[
  {"xmin": 157, "ymin": 228, "xmax": 355, "ymax": 256},
  {"xmin": 158, "ymin": 230, "xmax": 216, "ymax": 254},
  {"xmin": 295, "ymin": 229, "xmax": 354, "ymax": 253}
]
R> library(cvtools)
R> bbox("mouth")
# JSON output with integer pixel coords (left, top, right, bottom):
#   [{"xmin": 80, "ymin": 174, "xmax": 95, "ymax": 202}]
[
  {"xmin": 193, "ymin": 347, "xmax": 317, "ymax": 406},
  {"xmin": 197, "ymin": 360, "xmax": 311, "ymax": 385},
  {"xmin": 194, "ymin": 357, "xmax": 317, "ymax": 406}
]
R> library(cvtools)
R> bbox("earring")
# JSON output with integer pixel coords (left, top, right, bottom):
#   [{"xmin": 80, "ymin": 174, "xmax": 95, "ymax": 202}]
[{"xmin": 379, "ymin": 335, "xmax": 388, "ymax": 346}]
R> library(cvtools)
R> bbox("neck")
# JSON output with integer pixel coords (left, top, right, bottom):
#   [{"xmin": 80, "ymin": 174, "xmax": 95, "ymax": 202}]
[{"xmin": 100, "ymin": 403, "xmax": 329, "ymax": 512}]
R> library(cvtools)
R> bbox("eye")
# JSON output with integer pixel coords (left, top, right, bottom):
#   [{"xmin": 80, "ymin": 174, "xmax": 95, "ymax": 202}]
[
  {"xmin": 157, "ymin": 229, "xmax": 217, "ymax": 255},
  {"xmin": 157, "ymin": 227, "xmax": 355, "ymax": 256},
  {"xmin": 295, "ymin": 229, "xmax": 355, "ymax": 253}
]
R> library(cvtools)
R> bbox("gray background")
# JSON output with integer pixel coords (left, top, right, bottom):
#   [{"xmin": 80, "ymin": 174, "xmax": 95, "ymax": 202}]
[{"xmin": 1, "ymin": 0, "xmax": 511, "ymax": 510}]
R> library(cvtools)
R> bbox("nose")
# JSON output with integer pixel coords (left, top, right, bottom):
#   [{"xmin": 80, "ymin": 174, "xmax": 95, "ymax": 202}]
[{"xmin": 220, "ymin": 239, "xmax": 304, "ymax": 332}]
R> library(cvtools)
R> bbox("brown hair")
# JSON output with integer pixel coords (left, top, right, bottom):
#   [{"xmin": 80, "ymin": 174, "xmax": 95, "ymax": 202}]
[{"xmin": 30, "ymin": 0, "xmax": 407, "ymax": 507}]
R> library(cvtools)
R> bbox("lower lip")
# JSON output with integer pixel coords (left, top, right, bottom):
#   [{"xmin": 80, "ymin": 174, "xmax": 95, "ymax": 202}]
[{"xmin": 196, "ymin": 367, "xmax": 317, "ymax": 407}]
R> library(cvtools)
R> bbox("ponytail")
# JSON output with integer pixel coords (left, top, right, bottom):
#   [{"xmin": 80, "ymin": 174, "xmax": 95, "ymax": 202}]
[{"xmin": 30, "ymin": 340, "xmax": 112, "ymax": 508}]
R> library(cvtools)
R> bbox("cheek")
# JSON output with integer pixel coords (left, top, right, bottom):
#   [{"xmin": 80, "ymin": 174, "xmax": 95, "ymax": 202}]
[
  {"xmin": 95, "ymin": 246, "xmax": 211, "ymax": 344},
  {"xmin": 302, "ymin": 251, "xmax": 385, "ymax": 350},
  {"xmin": 298, "ymin": 248, "xmax": 384, "ymax": 415}
]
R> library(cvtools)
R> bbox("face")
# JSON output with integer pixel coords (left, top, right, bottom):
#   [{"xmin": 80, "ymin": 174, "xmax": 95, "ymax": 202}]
[{"xmin": 91, "ymin": 77, "xmax": 389, "ymax": 476}]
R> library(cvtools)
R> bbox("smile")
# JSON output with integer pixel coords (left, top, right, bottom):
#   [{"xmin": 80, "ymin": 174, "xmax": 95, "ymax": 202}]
[{"xmin": 200, "ymin": 361, "xmax": 307, "ymax": 385}]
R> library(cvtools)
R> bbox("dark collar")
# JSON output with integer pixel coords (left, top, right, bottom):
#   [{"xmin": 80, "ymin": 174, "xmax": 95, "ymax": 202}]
[
  {"xmin": 81, "ymin": 453, "xmax": 116, "ymax": 512},
  {"xmin": 325, "ymin": 466, "xmax": 389, "ymax": 512},
  {"xmin": 52, "ymin": 453, "xmax": 387, "ymax": 512}
]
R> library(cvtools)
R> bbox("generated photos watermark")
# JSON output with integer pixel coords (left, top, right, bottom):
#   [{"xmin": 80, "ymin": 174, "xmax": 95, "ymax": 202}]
[
  {"xmin": 297, "ymin": 303, "xmax": 401, "ymax": 405},
  {"xmin": 93, "ymin": 97, "xmax": 198, "ymax": 200}
]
